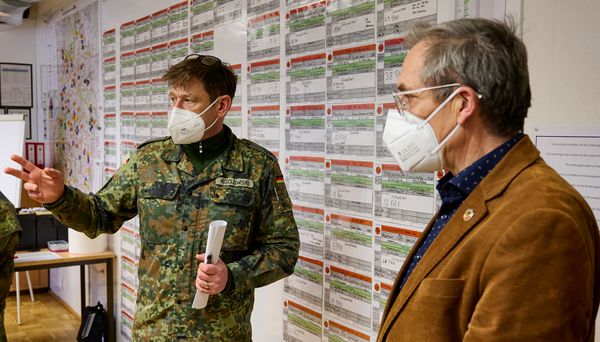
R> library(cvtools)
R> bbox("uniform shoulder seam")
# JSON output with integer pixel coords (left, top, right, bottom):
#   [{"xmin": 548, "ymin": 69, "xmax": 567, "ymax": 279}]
[
  {"xmin": 136, "ymin": 136, "xmax": 171, "ymax": 150},
  {"xmin": 238, "ymin": 139, "xmax": 277, "ymax": 161}
]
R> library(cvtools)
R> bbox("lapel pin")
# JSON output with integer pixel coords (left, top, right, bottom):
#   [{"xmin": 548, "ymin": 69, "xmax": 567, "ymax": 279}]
[{"xmin": 463, "ymin": 208, "xmax": 475, "ymax": 221}]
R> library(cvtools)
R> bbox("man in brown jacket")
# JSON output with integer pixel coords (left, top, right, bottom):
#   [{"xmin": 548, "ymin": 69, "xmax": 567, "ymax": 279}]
[{"xmin": 379, "ymin": 18, "xmax": 600, "ymax": 341}]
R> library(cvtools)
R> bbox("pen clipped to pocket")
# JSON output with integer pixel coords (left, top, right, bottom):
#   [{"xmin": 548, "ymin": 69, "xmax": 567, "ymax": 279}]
[{"xmin": 192, "ymin": 220, "xmax": 227, "ymax": 309}]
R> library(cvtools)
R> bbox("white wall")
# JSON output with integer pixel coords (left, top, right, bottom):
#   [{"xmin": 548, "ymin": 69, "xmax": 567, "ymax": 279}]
[{"xmin": 0, "ymin": 19, "xmax": 39, "ymax": 141}]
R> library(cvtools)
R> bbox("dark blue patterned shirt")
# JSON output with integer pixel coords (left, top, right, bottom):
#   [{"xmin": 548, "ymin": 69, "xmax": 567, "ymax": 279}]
[{"xmin": 398, "ymin": 133, "xmax": 524, "ymax": 289}]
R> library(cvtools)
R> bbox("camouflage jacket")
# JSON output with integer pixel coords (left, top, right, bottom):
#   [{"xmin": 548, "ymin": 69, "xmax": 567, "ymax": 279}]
[
  {"xmin": 46, "ymin": 132, "xmax": 300, "ymax": 341},
  {"xmin": 0, "ymin": 191, "xmax": 21, "ymax": 342}
]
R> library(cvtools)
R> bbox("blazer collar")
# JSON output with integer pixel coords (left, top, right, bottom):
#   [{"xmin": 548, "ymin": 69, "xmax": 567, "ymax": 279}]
[{"xmin": 378, "ymin": 136, "xmax": 540, "ymax": 339}]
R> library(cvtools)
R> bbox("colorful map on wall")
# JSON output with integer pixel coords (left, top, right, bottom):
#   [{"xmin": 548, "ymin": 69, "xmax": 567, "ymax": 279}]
[{"xmin": 52, "ymin": 0, "xmax": 101, "ymax": 192}]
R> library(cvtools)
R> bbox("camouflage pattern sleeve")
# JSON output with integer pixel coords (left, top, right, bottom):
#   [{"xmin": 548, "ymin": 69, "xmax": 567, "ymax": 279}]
[
  {"xmin": 0, "ymin": 192, "xmax": 20, "ymax": 342},
  {"xmin": 45, "ymin": 151, "xmax": 141, "ymax": 238},
  {"xmin": 227, "ymin": 160, "xmax": 300, "ymax": 289},
  {"xmin": 0, "ymin": 191, "xmax": 21, "ymax": 238}
]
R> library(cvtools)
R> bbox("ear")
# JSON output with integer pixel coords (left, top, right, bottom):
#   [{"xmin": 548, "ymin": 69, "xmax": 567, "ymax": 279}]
[
  {"xmin": 455, "ymin": 86, "xmax": 481, "ymax": 125},
  {"xmin": 216, "ymin": 95, "xmax": 232, "ymax": 119}
]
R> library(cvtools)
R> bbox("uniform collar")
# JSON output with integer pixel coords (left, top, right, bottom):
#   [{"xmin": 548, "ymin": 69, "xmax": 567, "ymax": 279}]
[{"xmin": 160, "ymin": 125, "xmax": 244, "ymax": 172}]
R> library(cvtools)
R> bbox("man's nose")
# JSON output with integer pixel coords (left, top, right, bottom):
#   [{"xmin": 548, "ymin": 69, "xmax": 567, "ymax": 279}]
[{"xmin": 173, "ymin": 99, "xmax": 185, "ymax": 109}]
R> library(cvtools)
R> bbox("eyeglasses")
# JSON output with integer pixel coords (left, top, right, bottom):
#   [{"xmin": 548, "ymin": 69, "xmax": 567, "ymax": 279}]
[
  {"xmin": 183, "ymin": 54, "xmax": 232, "ymax": 97},
  {"xmin": 392, "ymin": 83, "xmax": 461, "ymax": 115}
]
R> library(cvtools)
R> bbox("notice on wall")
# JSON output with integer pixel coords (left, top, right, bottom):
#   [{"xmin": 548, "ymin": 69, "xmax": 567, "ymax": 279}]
[{"xmin": 534, "ymin": 127, "xmax": 600, "ymax": 226}]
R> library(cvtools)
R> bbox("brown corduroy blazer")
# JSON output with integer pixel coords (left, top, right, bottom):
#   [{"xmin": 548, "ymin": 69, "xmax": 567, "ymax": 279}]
[{"xmin": 377, "ymin": 136, "xmax": 600, "ymax": 341}]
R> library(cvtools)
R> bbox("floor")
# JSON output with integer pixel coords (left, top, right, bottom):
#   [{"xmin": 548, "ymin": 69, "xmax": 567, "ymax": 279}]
[{"xmin": 4, "ymin": 291, "xmax": 80, "ymax": 341}]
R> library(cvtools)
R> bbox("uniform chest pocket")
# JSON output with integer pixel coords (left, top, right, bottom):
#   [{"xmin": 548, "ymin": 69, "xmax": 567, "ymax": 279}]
[
  {"xmin": 138, "ymin": 182, "xmax": 180, "ymax": 244},
  {"xmin": 208, "ymin": 185, "xmax": 255, "ymax": 251}
]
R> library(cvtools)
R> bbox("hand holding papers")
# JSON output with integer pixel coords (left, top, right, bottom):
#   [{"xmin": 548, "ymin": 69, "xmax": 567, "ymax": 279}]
[{"xmin": 192, "ymin": 220, "xmax": 227, "ymax": 309}]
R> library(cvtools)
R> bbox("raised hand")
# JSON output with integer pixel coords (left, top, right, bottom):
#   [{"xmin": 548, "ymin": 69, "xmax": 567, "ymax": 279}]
[{"xmin": 4, "ymin": 154, "xmax": 65, "ymax": 204}]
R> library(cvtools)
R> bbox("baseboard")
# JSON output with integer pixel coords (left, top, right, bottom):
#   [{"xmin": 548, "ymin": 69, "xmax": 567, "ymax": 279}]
[{"xmin": 48, "ymin": 290, "xmax": 81, "ymax": 319}]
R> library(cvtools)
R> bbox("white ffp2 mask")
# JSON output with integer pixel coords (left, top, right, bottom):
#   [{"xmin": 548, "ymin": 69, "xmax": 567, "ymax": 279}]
[
  {"xmin": 383, "ymin": 88, "xmax": 461, "ymax": 172},
  {"xmin": 168, "ymin": 97, "xmax": 220, "ymax": 144}
]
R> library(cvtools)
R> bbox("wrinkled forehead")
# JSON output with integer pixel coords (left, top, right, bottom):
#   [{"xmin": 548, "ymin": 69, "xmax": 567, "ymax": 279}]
[{"xmin": 168, "ymin": 78, "xmax": 207, "ymax": 96}]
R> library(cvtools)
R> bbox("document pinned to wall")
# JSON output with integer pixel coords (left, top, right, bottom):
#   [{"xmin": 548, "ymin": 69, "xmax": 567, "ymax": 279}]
[
  {"xmin": 0, "ymin": 63, "xmax": 33, "ymax": 107},
  {"xmin": 534, "ymin": 127, "xmax": 600, "ymax": 226}
]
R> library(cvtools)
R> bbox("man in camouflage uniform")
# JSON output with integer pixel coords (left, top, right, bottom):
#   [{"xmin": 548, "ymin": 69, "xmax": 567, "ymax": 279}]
[
  {"xmin": 0, "ymin": 191, "xmax": 21, "ymax": 342},
  {"xmin": 4, "ymin": 55, "xmax": 299, "ymax": 341}
]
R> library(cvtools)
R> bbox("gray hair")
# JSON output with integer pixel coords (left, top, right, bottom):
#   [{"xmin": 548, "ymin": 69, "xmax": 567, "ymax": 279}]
[{"xmin": 406, "ymin": 17, "xmax": 531, "ymax": 137}]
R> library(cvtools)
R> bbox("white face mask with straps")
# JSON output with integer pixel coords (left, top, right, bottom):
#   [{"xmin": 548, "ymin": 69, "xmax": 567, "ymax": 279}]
[
  {"xmin": 383, "ymin": 87, "xmax": 462, "ymax": 172},
  {"xmin": 168, "ymin": 96, "xmax": 221, "ymax": 145}
]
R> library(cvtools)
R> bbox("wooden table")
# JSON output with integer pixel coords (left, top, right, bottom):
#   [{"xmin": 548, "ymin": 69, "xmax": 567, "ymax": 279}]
[{"xmin": 14, "ymin": 249, "xmax": 115, "ymax": 341}]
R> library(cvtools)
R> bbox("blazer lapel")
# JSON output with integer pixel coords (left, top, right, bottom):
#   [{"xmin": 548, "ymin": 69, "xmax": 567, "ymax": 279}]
[{"xmin": 378, "ymin": 189, "xmax": 488, "ymax": 339}]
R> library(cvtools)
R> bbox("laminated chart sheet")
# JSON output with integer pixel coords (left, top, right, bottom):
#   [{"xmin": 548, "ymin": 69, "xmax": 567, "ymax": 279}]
[
  {"xmin": 286, "ymin": 105, "xmax": 326, "ymax": 154},
  {"xmin": 285, "ymin": 1, "xmax": 327, "ymax": 56},
  {"xmin": 374, "ymin": 164, "xmax": 436, "ymax": 227},
  {"xmin": 375, "ymin": 103, "xmax": 395, "ymax": 161},
  {"xmin": 248, "ymin": 58, "xmax": 280, "ymax": 104},
  {"xmin": 103, "ymin": 57, "xmax": 116, "ymax": 85},
  {"xmin": 150, "ymin": 78, "xmax": 169, "ymax": 111},
  {"xmin": 376, "ymin": 37, "xmax": 408, "ymax": 97},
  {"xmin": 286, "ymin": 53, "xmax": 327, "ymax": 104},
  {"xmin": 327, "ymin": 44, "xmax": 376, "ymax": 102},
  {"xmin": 224, "ymin": 105, "xmax": 243, "ymax": 137},
  {"xmin": 376, "ymin": 0, "xmax": 437, "ymax": 38},
  {"xmin": 168, "ymin": 1, "xmax": 190, "ymax": 40},
  {"xmin": 326, "ymin": 104, "xmax": 375, "ymax": 158},
  {"xmin": 284, "ymin": 255, "xmax": 324, "ymax": 310},
  {"xmin": 103, "ymin": 114, "xmax": 116, "ymax": 141},
  {"xmin": 102, "ymin": 29, "xmax": 116, "ymax": 58},
  {"xmin": 190, "ymin": 0, "xmax": 214, "ymax": 34},
  {"xmin": 191, "ymin": 30, "xmax": 215, "ymax": 55},
  {"xmin": 134, "ymin": 48, "xmax": 152, "ymax": 80},
  {"xmin": 134, "ymin": 112, "xmax": 151, "ymax": 144},
  {"xmin": 151, "ymin": 111, "xmax": 168, "ymax": 138},
  {"xmin": 323, "ymin": 265, "xmax": 372, "ymax": 340},
  {"xmin": 135, "ymin": 15, "xmax": 152, "ymax": 48},
  {"xmin": 230, "ymin": 63, "xmax": 243, "ymax": 107},
  {"xmin": 150, "ymin": 9, "xmax": 169, "ymax": 45},
  {"xmin": 324, "ymin": 319, "xmax": 370, "ymax": 342},
  {"xmin": 168, "ymin": 38, "xmax": 189, "ymax": 66},
  {"xmin": 214, "ymin": 0, "xmax": 242, "ymax": 25},
  {"xmin": 371, "ymin": 222, "xmax": 424, "ymax": 336},
  {"xmin": 247, "ymin": 11, "xmax": 281, "ymax": 61},
  {"xmin": 248, "ymin": 0, "xmax": 279, "ymax": 17},
  {"xmin": 103, "ymin": 140, "xmax": 117, "ymax": 170},
  {"xmin": 134, "ymin": 80, "xmax": 151, "ymax": 111},
  {"xmin": 120, "ymin": 21, "xmax": 135, "ymax": 52},
  {"xmin": 292, "ymin": 205, "xmax": 325, "ymax": 260},
  {"xmin": 120, "ymin": 82, "xmax": 135, "ymax": 111},
  {"xmin": 150, "ymin": 43, "xmax": 169, "ymax": 78},
  {"xmin": 326, "ymin": 0, "xmax": 375, "ymax": 47},
  {"xmin": 248, "ymin": 105, "xmax": 280, "ymax": 152},
  {"xmin": 104, "ymin": 86, "xmax": 117, "ymax": 113},
  {"xmin": 325, "ymin": 159, "xmax": 373, "ymax": 216},
  {"xmin": 325, "ymin": 213, "xmax": 373, "ymax": 274},
  {"xmin": 283, "ymin": 299, "xmax": 323, "ymax": 342},
  {"xmin": 286, "ymin": 156, "xmax": 325, "ymax": 207},
  {"xmin": 120, "ymin": 52, "xmax": 135, "ymax": 82}
]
